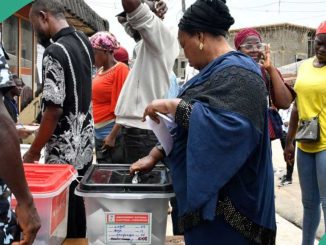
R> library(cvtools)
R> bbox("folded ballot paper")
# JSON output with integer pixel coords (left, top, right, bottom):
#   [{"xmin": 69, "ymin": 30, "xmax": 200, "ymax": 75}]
[{"xmin": 146, "ymin": 112, "xmax": 176, "ymax": 155}]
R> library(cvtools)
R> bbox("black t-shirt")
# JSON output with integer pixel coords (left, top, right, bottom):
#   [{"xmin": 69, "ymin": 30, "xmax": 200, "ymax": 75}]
[
  {"xmin": 3, "ymin": 96, "xmax": 18, "ymax": 123},
  {"xmin": 41, "ymin": 27, "xmax": 95, "ymax": 170}
]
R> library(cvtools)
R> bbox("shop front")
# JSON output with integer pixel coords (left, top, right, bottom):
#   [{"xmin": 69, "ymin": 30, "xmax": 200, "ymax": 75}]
[{"xmin": 0, "ymin": 1, "xmax": 109, "ymax": 122}]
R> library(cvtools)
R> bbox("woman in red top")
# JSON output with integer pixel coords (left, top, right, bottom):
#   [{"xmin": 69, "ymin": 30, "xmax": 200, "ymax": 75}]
[{"xmin": 90, "ymin": 32, "xmax": 129, "ymax": 163}]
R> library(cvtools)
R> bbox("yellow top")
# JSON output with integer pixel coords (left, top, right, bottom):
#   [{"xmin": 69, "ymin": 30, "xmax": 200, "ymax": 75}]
[{"xmin": 294, "ymin": 58, "xmax": 326, "ymax": 153}]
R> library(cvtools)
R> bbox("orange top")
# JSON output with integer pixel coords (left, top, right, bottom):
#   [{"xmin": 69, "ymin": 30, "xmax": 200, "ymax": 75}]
[{"xmin": 92, "ymin": 62, "xmax": 129, "ymax": 124}]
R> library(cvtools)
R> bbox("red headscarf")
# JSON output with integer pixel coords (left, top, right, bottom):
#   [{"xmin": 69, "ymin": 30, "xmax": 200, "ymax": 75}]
[
  {"xmin": 234, "ymin": 28, "xmax": 262, "ymax": 50},
  {"xmin": 114, "ymin": 47, "xmax": 129, "ymax": 63},
  {"xmin": 316, "ymin": 21, "xmax": 326, "ymax": 35}
]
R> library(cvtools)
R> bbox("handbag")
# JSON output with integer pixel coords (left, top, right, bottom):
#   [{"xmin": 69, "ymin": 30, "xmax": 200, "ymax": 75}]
[
  {"xmin": 268, "ymin": 107, "xmax": 283, "ymax": 140},
  {"xmin": 295, "ymin": 116, "xmax": 320, "ymax": 142},
  {"xmin": 265, "ymin": 71, "xmax": 283, "ymax": 141},
  {"xmin": 294, "ymin": 99, "xmax": 326, "ymax": 143}
]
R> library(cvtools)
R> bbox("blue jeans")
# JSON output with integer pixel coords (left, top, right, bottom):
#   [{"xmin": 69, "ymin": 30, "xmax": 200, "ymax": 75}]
[{"xmin": 297, "ymin": 148, "xmax": 326, "ymax": 245}]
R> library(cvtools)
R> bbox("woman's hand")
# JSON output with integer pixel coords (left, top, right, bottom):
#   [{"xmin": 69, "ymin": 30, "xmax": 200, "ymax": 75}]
[
  {"xmin": 130, "ymin": 155, "xmax": 157, "ymax": 175},
  {"xmin": 284, "ymin": 142, "xmax": 295, "ymax": 166},
  {"xmin": 261, "ymin": 44, "xmax": 272, "ymax": 70},
  {"xmin": 143, "ymin": 99, "xmax": 181, "ymax": 123}
]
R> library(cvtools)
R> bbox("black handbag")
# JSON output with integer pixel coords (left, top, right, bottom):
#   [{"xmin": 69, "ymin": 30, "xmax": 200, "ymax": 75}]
[{"xmin": 295, "ymin": 116, "xmax": 320, "ymax": 143}]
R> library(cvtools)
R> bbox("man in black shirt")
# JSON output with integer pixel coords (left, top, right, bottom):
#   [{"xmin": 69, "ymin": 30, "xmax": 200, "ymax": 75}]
[
  {"xmin": 24, "ymin": 0, "xmax": 95, "ymax": 238},
  {"xmin": 3, "ymin": 75, "xmax": 32, "ymax": 139},
  {"xmin": 3, "ymin": 75, "xmax": 23, "ymax": 123}
]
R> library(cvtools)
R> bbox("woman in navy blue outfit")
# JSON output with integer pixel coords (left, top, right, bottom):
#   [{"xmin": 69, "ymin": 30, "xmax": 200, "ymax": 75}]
[{"xmin": 131, "ymin": 0, "xmax": 276, "ymax": 244}]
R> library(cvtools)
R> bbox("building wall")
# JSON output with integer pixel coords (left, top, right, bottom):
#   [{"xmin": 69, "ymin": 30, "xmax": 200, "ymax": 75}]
[
  {"xmin": 227, "ymin": 26, "xmax": 315, "ymax": 68},
  {"xmin": 173, "ymin": 48, "xmax": 187, "ymax": 81}
]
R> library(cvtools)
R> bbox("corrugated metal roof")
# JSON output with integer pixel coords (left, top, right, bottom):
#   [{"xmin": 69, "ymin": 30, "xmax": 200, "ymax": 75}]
[
  {"xmin": 62, "ymin": 0, "xmax": 109, "ymax": 35},
  {"xmin": 230, "ymin": 22, "xmax": 316, "ymax": 33}
]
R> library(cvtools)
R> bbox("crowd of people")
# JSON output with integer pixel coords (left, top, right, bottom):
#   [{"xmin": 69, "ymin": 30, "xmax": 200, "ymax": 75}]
[{"xmin": 0, "ymin": 0, "xmax": 325, "ymax": 244}]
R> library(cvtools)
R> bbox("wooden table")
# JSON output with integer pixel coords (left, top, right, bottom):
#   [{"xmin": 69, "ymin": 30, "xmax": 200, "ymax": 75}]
[
  {"xmin": 62, "ymin": 236, "xmax": 184, "ymax": 244},
  {"xmin": 165, "ymin": 236, "xmax": 185, "ymax": 245}
]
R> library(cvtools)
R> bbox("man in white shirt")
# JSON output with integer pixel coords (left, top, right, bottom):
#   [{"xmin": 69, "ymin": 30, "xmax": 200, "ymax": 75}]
[{"xmin": 114, "ymin": 0, "xmax": 179, "ymax": 163}]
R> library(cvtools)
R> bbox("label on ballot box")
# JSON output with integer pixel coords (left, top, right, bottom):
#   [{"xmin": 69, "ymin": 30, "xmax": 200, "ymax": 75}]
[
  {"xmin": 105, "ymin": 213, "xmax": 152, "ymax": 244},
  {"xmin": 51, "ymin": 188, "xmax": 68, "ymax": 234}
]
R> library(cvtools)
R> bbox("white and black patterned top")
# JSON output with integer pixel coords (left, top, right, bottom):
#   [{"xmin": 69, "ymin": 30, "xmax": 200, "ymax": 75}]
[{"xmin": 41, "ymin": 27, "xmax": 94, "ymax": 170}]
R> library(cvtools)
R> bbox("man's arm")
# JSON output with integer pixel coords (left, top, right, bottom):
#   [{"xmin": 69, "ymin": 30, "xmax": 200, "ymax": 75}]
[
  {"xmin": 124, "ymin": 0, "xmax": 177, "ymax": 55},
  {"xmin": 23, "ymin": 105, "xmax": 62, "ymax": 163},
  {"xmin": 24, "ymin": 48, "xmax": 66, "ymax": 163},
  {"xmin": 0, "ymin": 105, "xmax": 41, "ymax": 244}
]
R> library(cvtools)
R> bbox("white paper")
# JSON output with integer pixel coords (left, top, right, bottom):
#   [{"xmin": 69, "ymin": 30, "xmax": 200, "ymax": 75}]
[
  {"xmin": 22, "ymin": 125, "xmax": 40, "ymax": 132},
  {"xmin": 155, "ymin": 112, "xmax": 176, "ymax": 129},
  {"xmin": 146, "ymin": 114, "xmax": 174, "ymax": 155}
]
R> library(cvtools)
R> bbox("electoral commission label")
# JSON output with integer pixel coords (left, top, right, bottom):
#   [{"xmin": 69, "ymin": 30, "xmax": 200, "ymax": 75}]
[
  {"xmin": 105, "ymin": 213, "xmax": 152, "ymax": 244},
  {"xmin": 0, "ymin": 1, "xmax": 33, "ymax": 22}
]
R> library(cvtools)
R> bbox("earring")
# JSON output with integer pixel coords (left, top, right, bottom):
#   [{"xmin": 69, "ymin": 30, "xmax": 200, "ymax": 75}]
[{"xmin": 199, "ymin": 42, "xmax": 204, "ymax": 50}]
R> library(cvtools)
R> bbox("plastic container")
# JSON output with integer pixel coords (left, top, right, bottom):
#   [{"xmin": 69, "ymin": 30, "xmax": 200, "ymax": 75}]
[
  {"xmin": 75, "ymin": 164, "xmax": 174, "ymax": 245},
  {"xmin": 12, "ymin": 164, "xmax": 77, "ymax": 245}
]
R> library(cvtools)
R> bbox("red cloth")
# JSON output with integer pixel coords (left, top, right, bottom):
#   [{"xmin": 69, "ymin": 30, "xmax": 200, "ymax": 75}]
[
  {"xmin": 316, "ymin": 21, "xmax": 326, "ymax": 35},
  {"xmin": 234, "ymin": 28, "xmax": 262, "ymax": 50},
  {"xmin": 114, "ymin": 47, "xmax": 129, "ymax": 63},
  {"xmin": 92, "ymin": 62, "xmax": 129, "ymax": 124}
]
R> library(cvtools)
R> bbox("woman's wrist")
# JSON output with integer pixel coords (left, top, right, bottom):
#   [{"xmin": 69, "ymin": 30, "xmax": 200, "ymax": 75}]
[
  {"xmin": 265, "ymin": 65, "xmax": 275, "ymax": 73},
  {"xmin": 149, "ymin": 145, "xmax": 165, "ymax": 161},
  {"xmin": 175, "ymin": 100, "xmax": 193, "ymax": 129}
]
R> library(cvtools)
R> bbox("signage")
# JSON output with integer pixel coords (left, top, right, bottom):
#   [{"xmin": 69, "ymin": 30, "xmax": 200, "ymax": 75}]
[{"xmin": 105, "ymin": 213, "xmax": 152, "ymax": 244}]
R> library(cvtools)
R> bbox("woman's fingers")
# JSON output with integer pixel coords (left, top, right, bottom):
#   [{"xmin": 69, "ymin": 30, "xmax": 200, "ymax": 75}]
[{"xmin": 142, "ymin": 105, "xmax": 160, "ymax": 123}]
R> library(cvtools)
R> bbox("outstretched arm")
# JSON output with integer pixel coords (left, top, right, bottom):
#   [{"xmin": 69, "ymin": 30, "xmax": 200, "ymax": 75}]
[
  {"xmin": 23, "ymin": 105, "xmax": 62, "ymax": 163},
  {"xmin": 0, "ymin": 102, "xmax": 41, "ymax": 245}
]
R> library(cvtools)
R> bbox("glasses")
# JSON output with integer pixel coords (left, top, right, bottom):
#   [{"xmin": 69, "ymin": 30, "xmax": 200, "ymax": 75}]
[{"xmin": 239, "ymin": 43, "xmax": 267, "ymax": 51}]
